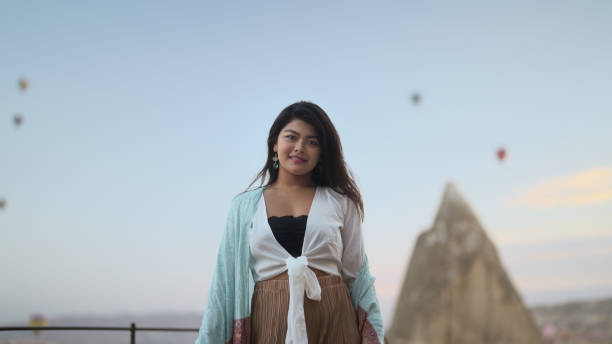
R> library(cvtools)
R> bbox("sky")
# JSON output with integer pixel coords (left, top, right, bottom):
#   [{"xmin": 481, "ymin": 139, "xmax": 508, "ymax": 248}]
[{"xmin": 1, "ymin": 0, "xmax": 611, "ymax": 327}]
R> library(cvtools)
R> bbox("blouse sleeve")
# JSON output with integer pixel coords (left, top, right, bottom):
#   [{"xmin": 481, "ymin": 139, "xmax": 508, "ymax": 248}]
[{"xmin": 340, "ymin": 196, "xmax": 365, "ymax": 288}]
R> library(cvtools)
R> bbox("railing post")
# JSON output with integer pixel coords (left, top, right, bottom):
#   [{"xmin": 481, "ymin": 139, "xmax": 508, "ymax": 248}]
[{"xmin": 130, "ymin": 323, "xmax": 136, "ymax": 344}]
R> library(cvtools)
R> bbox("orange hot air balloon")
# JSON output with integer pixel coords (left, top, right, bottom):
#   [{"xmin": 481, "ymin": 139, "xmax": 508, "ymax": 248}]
[
  {"xmin": 29, "ymin": 314, "xmax": 47, "ymax": 335},
  {"xmin": 0, "ymin": 198, "xmax": 6, "ymax": 210},
  {"xmin": 18, "ymin": 78, "xmax": 29, "ymax": 92},
  {"xmin": 13, "ymin": 113, "xmax": 24, "ymax": 128},
  {"xmin": 496, "ymin": 147, "xmax": 506, "ymax": 162},
  {"xmin": 411, "ymin": 93, "xmax": 422, "ymax": 106}
]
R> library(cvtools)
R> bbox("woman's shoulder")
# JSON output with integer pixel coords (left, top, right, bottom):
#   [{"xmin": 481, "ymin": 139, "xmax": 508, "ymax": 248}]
[
  {"xmin": 320, "ymin": 185, "xmax": 351, "ymax": 199},
  {"xmin": 319, "ymin": 186, "xmax": 361, "ymax": 216},
  {"xmin": 319, "ymin": 185, "xmax": 351, "ymax": 208},
  {"xmin": 230, "ymin": 186, "xmax": 265, "ymax": 210}
]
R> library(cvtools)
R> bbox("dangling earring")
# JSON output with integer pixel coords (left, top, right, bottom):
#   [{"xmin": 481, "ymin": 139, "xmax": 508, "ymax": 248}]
[{"xmin": 272, "ymin": 152, "xmax": 279, "ymax": 169}]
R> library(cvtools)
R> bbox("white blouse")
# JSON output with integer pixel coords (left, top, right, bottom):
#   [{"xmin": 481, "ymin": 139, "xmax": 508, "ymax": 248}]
[{"xmin": 249, "ymin": 185, "xmax": 365, "ymax": 344}]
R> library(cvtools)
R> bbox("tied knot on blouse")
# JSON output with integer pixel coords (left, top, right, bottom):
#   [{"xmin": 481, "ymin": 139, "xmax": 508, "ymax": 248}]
[{"xmin": 285, "ymin": 256, "xmax": 321, "ymax": 344}]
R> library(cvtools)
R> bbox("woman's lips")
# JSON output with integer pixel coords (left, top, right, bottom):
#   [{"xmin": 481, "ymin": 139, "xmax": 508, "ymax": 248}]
[{"xmin": 289, "ymin": 156, "xmax": 307, "ymax": 163}]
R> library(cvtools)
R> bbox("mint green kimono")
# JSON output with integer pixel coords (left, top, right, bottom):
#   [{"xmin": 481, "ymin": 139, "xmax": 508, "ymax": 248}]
[{"xmin": 195, "ymin": 187, "xmax": 384, "ymax": 343}]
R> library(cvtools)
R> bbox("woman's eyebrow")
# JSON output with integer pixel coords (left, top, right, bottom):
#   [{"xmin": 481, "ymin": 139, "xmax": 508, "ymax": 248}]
[{"xmin": 282, "ymin": 129, "xmax": 318, "ymax": 139}]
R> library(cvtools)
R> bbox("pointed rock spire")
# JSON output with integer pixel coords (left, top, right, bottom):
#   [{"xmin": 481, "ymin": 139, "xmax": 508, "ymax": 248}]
[{"xmin": 387, "ymin": 182, "xmax": 542, "ymax": 344}]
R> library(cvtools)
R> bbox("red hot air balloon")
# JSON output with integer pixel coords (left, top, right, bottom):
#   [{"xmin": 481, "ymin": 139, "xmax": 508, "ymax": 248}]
[
  {"xmin": 13, "ymin": 114, "xmax": 23, "ymax": 128},
  {"xmin": 496, "ymin": 147, "xmax": 506, "ymax": 162},
  {"xmin": 18, "ymin": 78, "xmax": 29, "ymax": 92}
]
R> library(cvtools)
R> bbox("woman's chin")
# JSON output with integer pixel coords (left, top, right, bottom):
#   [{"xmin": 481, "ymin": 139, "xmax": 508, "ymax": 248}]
[{"xmin": 282, "ymin": 167, "xmax": 314, "ymax": 177}]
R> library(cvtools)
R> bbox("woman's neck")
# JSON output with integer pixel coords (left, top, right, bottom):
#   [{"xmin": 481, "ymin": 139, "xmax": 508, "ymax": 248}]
[{"xmin": 271, "ymin": 172, "xmax": 314, "ymax": 189}]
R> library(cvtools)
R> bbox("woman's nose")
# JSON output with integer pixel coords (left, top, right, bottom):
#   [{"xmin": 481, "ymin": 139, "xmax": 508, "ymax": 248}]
[{"xmin": 294, "ymin": 140, "xmax": 304, "ymax": 152}]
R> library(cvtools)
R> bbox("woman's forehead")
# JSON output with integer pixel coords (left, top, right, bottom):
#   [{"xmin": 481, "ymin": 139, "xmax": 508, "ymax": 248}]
[{"xmin": 282, "ymin": 119, "xmax": 318, "ymax": 136}]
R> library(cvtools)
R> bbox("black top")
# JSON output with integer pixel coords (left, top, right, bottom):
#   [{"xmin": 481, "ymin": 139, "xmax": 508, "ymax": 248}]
[{"xmin": 268, "ymin": 215, "xmax": 307, "ymax": 258}]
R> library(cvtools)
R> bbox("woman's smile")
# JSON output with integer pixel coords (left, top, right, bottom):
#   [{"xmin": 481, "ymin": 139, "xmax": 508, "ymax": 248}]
[{"xmin": 289, "ymin": 155, "xmax": 307, "ymax": 163}]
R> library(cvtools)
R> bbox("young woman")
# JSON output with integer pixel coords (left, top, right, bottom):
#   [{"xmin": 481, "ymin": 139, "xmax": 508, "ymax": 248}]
[{"xmin": 195, "ymin": 101, "xmax": 384, "ymax": 344}]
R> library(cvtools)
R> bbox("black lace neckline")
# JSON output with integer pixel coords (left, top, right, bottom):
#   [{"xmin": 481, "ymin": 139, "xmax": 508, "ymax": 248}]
[
  {"xmin": 268, "ymin": 215, "xmax": 308, "ymax": 220},
  {"xmin": 267, "ymin": 215, "xmax": 308, "ymax": 257}
]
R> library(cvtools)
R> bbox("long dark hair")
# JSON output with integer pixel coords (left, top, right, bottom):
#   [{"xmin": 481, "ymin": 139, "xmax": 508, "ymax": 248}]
[{"xmin": 246, "ymin": 101, "xmax": 364, "ymax": 219}]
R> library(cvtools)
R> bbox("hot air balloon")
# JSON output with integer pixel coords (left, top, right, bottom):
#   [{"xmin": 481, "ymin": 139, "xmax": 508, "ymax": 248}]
[
  {"xmin": 0, "ymin": 198, "xmax": 6, "ymax": 210},
  {"xmin": 13, "ymin": 113, "xmax": 23, "ymax": 128},
  {"xmin": 29, "ymin": 314, "xmax": 47, "ymax": 335},
  {"xmin": 496, "ymin": 147, "xmax": 506, "ymax": 162},
  {"xmin": 411, "ymin": 93, "xmax": 421, "ymax": 106},
  {"xmin": 18, "ymin": 78, "xmax": 29, "ymax": 92}
]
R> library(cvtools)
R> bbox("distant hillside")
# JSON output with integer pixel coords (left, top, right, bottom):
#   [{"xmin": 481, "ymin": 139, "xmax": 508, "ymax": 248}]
[
  {"xmin": 530, "ymin": 297, "xmax": 612, "ymax": 344},
  {"xmin": 2, "ymin": 297, "xmax": 611, "ymax": 344},
  {"xmin": 0, "ymin": 312, "xmax": 202, "ymax": 344}
]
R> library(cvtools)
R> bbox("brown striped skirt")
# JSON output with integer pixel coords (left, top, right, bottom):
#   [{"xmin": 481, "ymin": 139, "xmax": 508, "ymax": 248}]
[{"xmin": 251, "ymin": 274, "xmax": 361, "ymax": 343}]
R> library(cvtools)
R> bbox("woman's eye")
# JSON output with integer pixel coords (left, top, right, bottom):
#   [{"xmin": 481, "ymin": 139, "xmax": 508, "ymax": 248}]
[
  {"xmin": 309, "ymin": 140, "xmax": 319, "ymax": 146},
  {"xmin": 285, "ymin": 135, "xmax": 296, "ymax": 140}
]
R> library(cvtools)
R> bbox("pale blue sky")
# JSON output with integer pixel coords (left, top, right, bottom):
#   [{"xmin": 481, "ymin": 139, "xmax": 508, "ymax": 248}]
[{"xmin": 1, "ymin": 0, "xmax": 611, "ymax": 325}]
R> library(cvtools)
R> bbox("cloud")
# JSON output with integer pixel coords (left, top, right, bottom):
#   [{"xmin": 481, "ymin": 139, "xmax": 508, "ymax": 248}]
[
  {"xmin": 512, "ymin": 272, "xmax": 612, "ymax": 293},
  {"xmin": 512, "ymin": 166, "xmax": 612, "ymax": 209},
  {"xmin": 491, "ymin": 225, "xmax": 612, "ymax": 246},
  {"xmin": 505, "ymin": 242, "xmax": 612, "ymax": 263}
]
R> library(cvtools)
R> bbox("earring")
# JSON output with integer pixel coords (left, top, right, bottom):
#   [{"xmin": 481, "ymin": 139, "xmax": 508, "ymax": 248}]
[{"xmin": 272, "ymin": 152, "xmax": 279, "ymax": 169}]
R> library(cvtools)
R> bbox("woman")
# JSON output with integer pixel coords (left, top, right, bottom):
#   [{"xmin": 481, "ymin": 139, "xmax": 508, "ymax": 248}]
[{"xmin": 195, "ymin": 101, "xmax": 384, "ymax": 344}]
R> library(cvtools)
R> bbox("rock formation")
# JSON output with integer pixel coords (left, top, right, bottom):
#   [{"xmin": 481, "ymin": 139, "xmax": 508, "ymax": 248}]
[{"xmin": 387, "ymin": 182, "xmax": 542, "ymax": 344}]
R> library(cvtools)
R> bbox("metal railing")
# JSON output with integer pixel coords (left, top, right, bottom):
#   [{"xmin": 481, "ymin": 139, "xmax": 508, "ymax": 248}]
[{"xmin": 0, "ymin": 323, "xmax": 199, "ymax": 344}]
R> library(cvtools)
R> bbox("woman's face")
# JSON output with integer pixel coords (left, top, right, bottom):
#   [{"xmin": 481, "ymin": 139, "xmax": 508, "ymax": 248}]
[{"xmin": 273, "ymin": 119, "xmax": 321, "ymax": 178}]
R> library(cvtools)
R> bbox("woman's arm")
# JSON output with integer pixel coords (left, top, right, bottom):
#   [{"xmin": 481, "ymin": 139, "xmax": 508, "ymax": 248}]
[
  {"xmin": 341, "ymin": 196, "xmax": 385, "ymax": 344},
  {"xmin": 195, "ymin": 200, "xmax": 239, "ymax": 344},
  {"xmin": 340, "ymin": 197, "xmax": 365, "ymax": 288}
]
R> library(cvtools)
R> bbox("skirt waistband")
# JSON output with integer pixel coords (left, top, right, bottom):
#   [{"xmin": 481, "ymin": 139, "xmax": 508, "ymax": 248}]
[{"xmin": 254, "ymin": 274, "xmax": 343, "ymax": 291}]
